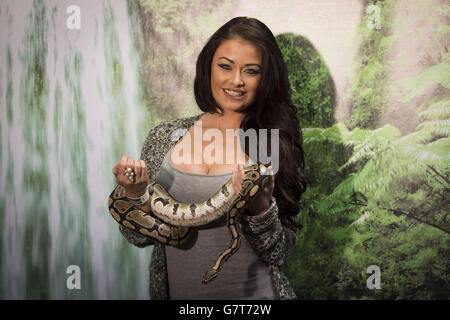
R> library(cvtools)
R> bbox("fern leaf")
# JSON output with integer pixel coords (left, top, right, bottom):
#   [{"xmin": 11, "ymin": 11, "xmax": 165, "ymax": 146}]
[
  {"xmin": 419, "ymin": 100, "xmax": 450, "ymax": 120},
  {"xmin": 416, "ymin": 119, "xmax": 450, "ymax": 136},
  {"xmin": 396, "ymin": 128, "xmax": 435, "ymax": 145}
]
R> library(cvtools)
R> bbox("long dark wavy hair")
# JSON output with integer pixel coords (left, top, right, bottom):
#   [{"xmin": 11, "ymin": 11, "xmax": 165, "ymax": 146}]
[{"xmin": 194, "ymin": 17, "xmax": 311, "ymax": 225}]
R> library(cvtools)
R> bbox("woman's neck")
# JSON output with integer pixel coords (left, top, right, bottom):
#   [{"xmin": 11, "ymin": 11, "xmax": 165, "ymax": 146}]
[{"xmin": 201, "ymin": 110, "xmax": 245, "ymax": 131}]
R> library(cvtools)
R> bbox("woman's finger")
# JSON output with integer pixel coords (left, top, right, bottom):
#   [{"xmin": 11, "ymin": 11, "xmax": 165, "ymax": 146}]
[
  {"xmin": 119, "ymin": 155, "xmax": 127, "ymax": 176},
  {"xmin": 259, "ymin": 166, "xmax": 274, "ymax": 200},
  {"xmin": 231, "ymin": 167, "xmax": 237, "ymax": 194},
  {"xmin": 112, "ymin": 164, "xmax": 119, "ymax": 176},
  {"xmin": 139, "ymin": 160, "xmax": 147, "ymax": 182},
  {"xmin": 125, "ymin": 157, "xmax": 136, "ymax": 183},
  {"xmin": 239, "ymin": 164, "xmax": 244, "ymax": 181},
  {"xmin": 234, "ymin": 165, "xmax": 242, "ymax": 194},
  {"xmin": 115, "ymin": 155, "xmax": 129, "ymax": 184},
  {"xmin": 268, "ymin": 166, "xmax": 275, "ymax": 190},
  {"xmin": 235, "ymin": 164, "xmax": 244, "ymax": 194},
  {"xmin": 133, "ymin": 159, "xmax": 141, "ymax": 181},
  {"xmin": 125, "ymin": 157, "xmax": 134, "ymax": 170}
]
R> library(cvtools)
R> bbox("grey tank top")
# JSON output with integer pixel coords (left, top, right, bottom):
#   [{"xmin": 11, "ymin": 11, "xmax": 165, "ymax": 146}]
[{"xmin": 155, "ymin": 145, "xmax": 275, "ymax": 300}]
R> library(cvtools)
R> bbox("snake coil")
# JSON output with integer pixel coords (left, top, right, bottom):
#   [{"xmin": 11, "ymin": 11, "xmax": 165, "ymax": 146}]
[{"xmin": 108, "ymin": 163, "xmax": 271, "ymax": 284}]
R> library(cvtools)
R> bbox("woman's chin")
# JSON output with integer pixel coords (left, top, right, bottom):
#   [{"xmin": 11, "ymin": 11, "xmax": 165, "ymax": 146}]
[{"xmin": 219, "ymin": 102, "xmax": 250, "ymax": 113}]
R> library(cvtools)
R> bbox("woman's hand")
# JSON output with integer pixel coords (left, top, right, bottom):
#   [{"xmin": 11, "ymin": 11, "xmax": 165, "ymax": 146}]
[
  {"xmin": 232, "ymin": 164, "xmax": 275, "ymax": 216},
  {"xmin": 112, "ymin": 155, "xmax": 149, "ymax": 198}
]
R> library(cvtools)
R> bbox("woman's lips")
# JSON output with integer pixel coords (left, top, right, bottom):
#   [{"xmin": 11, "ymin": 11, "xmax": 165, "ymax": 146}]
[{"xmin": 223, "ymin": 88, "xmax": 246, "ymax": 99}]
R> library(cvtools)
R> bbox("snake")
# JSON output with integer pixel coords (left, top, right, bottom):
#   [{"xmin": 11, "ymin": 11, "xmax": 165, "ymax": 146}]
[{"xmin": 108, "ymin": 163, "xmax": 271, "ymax": 284}]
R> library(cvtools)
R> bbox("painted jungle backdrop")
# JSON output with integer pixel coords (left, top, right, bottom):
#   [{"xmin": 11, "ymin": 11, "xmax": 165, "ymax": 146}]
[{"xmin": 0, "ymin": 0, "xmax": 448, "ymax": 299}]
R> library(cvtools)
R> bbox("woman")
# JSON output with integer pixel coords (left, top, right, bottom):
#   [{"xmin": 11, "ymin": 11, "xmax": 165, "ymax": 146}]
[{"xmin": 112, "ymin": 17, "xmax": 309, "ymax": 300}]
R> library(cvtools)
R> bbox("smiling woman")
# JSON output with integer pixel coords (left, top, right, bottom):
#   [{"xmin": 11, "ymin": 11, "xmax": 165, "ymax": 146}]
[
  {"xmin": 210, "ymin": 37, "xmax": 262, "ymax": 113},
  {"xmin": 111, "ymin": 16, "xmax": 311, "ymax": 300}
]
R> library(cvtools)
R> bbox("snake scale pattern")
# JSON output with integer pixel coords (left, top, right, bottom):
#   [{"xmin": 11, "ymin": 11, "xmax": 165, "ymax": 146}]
[{"xmin": 108, "ymin": 163, "xmax": 270, "ymax": 284}]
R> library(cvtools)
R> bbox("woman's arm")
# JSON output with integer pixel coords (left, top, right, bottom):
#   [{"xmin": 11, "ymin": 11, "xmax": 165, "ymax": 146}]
[
  {"xmin": 114, "ymin": 125, "xmax": 162, "ymax": 248},
  {"xmin": 232, "ymin": 164, "xmax": 299, "ymax": 266},
  {"xmin": 240, "ymin": 196, "xmax": 298, "ymax": 266},
  {"xmin": 117, "ymin": 200, "xmax": 155, "ymax": 248}
]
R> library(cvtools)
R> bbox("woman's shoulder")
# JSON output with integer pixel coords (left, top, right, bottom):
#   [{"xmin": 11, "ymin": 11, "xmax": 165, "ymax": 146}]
[
  {"xmin": 141, "ymin": 113, "xmax": 203, "ymax": 156},
  {"xmin": 140, "ymin": 113, "xmax": 204, "ymax": 175},
  {"xmin": 150, "ymin": 113, "xmax": 203, "ymax": 134}
]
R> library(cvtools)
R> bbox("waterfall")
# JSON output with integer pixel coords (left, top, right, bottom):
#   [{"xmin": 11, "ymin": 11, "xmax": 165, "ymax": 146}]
[{"xmin": 0, "ymin": 0, "xmax": 153, "ymax": 299}]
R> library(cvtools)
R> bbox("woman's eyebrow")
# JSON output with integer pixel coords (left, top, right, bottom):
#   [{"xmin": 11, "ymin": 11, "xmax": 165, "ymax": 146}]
[{"xmin": 218, "ymin": 57, "xmax": 262, "ymax": 68}]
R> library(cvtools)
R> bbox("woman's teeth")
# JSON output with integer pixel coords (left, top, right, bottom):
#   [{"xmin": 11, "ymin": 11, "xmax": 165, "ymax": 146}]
[{"xmin": 224, "ymin": 89, "xmax": 244, "ymax": 97}]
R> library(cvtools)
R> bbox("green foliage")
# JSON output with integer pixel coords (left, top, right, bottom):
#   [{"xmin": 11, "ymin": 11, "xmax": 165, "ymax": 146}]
[
  {"xmin": 288, "ymin": 113, "xmax": 449, "ymax": 298},
  {"xmin": 344, "ymin": 0, "xmax": 395, "ymax": 130},
  {"xmin": 302, "ymin": 124, "xmax": 353, "ymax": 194},
  {"xmin": 345, "ymin": 0, "xmax": 450, "ymax": 132},
  {"xmin": 419, "ymin": 100, "xmax": 450, "ymax": 121},
  {"xmin": 338, "ymin": 124, "xmax": 401, "ymax": 174},
  {"xmin": 396, "ymin": 59, "xmax": 450, "ymax": 103},
  {"xmin": 414, "ymin": 97, "xmax": 450, "ymax": 139},
  {"xmin": 276, "ymin": 33, "xmax": 336, "ymax": 128},
  {"xmin": 340, "ymin": 95, "xmax": 450, "ymax": 295},
  {"xmin": 339, "ymin": 213, "xmax": 450, "ymax": 299},
  {"xmin": 292, "ymin": 1, "xmax": 450, "ymax": 298},
  {"xmin": 286, "ymin": 125, "xmax": 365, "ymax": 299},
  {"xmin": 416, "ymin": 119, "xmax": 450, "ymax": 137},
  {"xmin": 140, "ymin": 0, "xmax": 231, "ymax": 36},
  {"xmin": 140, "ymin": 0, "xmax": 190, "ymax": 33}
]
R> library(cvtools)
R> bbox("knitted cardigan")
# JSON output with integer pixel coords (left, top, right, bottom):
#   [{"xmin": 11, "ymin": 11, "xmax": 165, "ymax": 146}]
[{"xmin": 118, "ymin": 113, "xmax": 298, "ymax": 300}]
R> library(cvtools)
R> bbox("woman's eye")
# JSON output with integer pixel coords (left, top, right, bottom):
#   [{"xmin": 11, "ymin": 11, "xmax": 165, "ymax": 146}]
[
  {"xmin": 219, "ymin": 64, "xmax": 231, "ymax": 70},
  {"xmin": 245, "ymin": 69, "xmax": 260, "ymax": 75}
]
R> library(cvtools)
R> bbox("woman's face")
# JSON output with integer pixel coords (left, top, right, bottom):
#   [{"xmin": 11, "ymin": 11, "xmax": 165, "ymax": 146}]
[{"xmin": 210, "ymin": 37, "xmax": 262, "ymax": 113}]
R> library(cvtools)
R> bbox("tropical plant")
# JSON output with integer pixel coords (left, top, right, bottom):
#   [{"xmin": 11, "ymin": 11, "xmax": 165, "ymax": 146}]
[
  {"xmin": 276, "ymin": 33, "xmax": 336, "ymax": 128},
  {"xmin": 287, "ymin": 116, "xmax": 449, "ymax": 298}
]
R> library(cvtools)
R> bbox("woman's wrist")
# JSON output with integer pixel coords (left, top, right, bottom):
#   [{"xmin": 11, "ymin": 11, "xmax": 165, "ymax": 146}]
[
  {"xmin": 246, "ymin": 198, "xmax": 271, "ymax": 216},
  {"xmin": 136, "ymin": 201, "xmax": 151, "ymax": 213},
  {"xmin": 125, "ymin": 187, "xmax": 147, "ymax": 199},
  {"xmin": 126, "ymin": 186, "xmax": 150, "ymax": 206},
  {"xmin": 126, "ymin": 187, "xmax": 151, "ymax": 213}
]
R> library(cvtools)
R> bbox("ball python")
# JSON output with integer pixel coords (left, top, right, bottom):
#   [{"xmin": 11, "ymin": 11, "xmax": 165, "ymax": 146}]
[{"xmin": 108, "ymin": 163, "xmax": 271, "ymax": 284}]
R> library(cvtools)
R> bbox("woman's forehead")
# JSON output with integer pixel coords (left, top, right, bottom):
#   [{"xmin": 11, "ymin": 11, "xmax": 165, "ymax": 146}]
[{"xmin": 213, "ymin": 38, "xmax": 262, "ymax": 64}]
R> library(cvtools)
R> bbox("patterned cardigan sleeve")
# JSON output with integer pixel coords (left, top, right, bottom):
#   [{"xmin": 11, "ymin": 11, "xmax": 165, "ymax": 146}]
[{"xmin": 240, "ymin": 196, "xmax": 299, "ymax": 267}]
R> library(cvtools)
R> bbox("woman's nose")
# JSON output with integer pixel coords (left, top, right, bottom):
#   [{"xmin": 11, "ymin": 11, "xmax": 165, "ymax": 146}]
[{"xmin": 231, "ymin": 70, "xmax": 244, "ymax": 87}]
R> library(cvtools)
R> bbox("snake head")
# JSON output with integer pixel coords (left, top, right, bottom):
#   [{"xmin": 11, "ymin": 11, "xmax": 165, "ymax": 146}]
[
  {"xmin": 258, "ymin": 163, "xmax": 269, "ymax": 175},
  {"xmin": 202, "ymin": 268, "xmax": 218, "ymax": 285}
]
